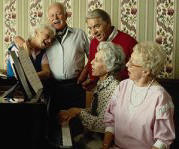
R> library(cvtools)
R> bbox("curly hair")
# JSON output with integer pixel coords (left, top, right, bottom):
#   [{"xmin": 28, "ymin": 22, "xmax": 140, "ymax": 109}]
[
  {"xmin": 97, "ymin": 41, "xmax": 125, "ymax": 74},
  {"xmin": 29, "ymin": 24, "xmax": 56, "ymax": 39},
  {"xmin": 133, "ymin": 41, "xmax": 166, "ymax": 76}
]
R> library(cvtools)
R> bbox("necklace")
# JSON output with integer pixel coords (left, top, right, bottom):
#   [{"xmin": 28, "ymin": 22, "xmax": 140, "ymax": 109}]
[{"xmin": 129, "ymin": 79, "xmax": 154, "ymax": 107}]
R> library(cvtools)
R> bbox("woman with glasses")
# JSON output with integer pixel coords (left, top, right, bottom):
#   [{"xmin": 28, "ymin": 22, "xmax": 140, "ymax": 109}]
[
  {"xmin": 103, "ymin": 41, "xmax": 175, "ymax": 149},
  {"xmin": 59, "ymin": 41, "xmax": 125, "ymax": 148}
]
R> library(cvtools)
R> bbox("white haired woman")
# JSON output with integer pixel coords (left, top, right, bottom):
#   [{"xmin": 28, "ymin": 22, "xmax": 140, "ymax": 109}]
[
  {"xmin": 103, "ymin": 41, "xmax": 175, "ymax": 149},
  {"xmin": 59, "ymin": 41, "xmax": 125, "ymax": 148},
  {"xmin": 14, "ymin": 24, "xmax": 56, "ymax": 80}
]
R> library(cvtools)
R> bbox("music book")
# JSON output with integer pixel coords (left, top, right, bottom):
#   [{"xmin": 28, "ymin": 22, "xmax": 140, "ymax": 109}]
[{"xmin": 0, "ymin": 44, "xmax": 43, "ymax": 102}]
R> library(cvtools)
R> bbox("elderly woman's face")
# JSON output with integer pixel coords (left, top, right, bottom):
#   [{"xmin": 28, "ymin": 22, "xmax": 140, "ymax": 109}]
[
  {"xmin": 36, "ymin": 28, "xmax": 55, "ymax": 49},
  {"xmin": 91, "ymin": 51, "xmax": 108, "ymax": 77},
  {"xmin": 87, "ymin": 18, "xmax": 111, "ymax": 41},
  {"xmin": 126, "ymin": 52, "xmax": 144, "ymax": 81}
]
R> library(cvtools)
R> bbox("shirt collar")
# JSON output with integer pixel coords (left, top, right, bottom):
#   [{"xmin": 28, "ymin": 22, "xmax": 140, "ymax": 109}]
[
  {"xmin": 106, "ymin": 26, "xmax": 118, "ymax": 41},
  {"xmin": 96, "ymin": 75, "xmax": 115, "ymax": 92}
]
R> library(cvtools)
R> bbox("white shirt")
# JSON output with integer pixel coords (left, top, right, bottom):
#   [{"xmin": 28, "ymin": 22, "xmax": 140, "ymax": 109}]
[{"xmin": 46, "ymin": 27, "xmax": 89, "ymax": 80}]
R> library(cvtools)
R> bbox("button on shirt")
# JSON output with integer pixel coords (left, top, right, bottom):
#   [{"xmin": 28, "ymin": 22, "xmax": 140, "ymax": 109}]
[{"xmin": 46, "ymin": 27, "xmax": 89, "ymax": 80}]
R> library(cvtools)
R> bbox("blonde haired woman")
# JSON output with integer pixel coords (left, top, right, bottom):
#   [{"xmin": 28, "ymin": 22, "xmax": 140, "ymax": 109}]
[{"xmin": 14, "ymin": 24, "xmax": 55, "ymax": 80}]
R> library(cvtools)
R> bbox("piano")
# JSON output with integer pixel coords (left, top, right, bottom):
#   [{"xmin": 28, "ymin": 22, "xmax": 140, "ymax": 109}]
[
  {"xmin": 0, "ymin": 47, "xmax": 73, "ymax": 149},
  {"xmin": 0, "ymin": 76, "xmax": 73, "ymax": 149}
]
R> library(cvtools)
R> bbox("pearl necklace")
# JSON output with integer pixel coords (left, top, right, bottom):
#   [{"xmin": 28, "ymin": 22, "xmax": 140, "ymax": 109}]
[{"xmin": 130, "ymin": 79, "xmax": 154, "ymax": 107}]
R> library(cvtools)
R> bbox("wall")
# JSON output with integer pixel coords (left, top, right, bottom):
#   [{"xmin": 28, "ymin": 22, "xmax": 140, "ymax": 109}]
[{"xmin": 0, "ymin": 0, "xmax": 178, "ymax": 78}]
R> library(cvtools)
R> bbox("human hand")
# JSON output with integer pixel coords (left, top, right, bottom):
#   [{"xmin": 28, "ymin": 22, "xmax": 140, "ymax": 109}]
[
  {"xmin": 101, "ymin": 143, "xmax": 109, "ymax": 149},
  {"xmin": 14, "ymin": 36, "xmax": 25, "ymax": 48},
  {"xmin": 151, "ymin": 147, "xmax": 159, "ymax": 149},
  {"xmin": 77, "ymin": 66, "xmax": 88, "ymax": 84},
  {"xmin": 82, "ymin": 79, "xmax": 97, "ymax": 91},
  {"xmin": 58, "ymin": 110, "xmax": 71, "ymax": 124},
  {"xmin": 68, "ymin": 108, "xmax": 81, "ymax": 118}
]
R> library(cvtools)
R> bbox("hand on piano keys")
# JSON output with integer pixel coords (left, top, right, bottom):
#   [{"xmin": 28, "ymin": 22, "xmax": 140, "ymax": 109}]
[{"xmin": 58, "ymin": 108, "xmax": 82, "ymax": 124}]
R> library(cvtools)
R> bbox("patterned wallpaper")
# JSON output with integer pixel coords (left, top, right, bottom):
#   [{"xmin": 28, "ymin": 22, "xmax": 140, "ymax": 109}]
[
  {"xmin": 0, "ymin": 0, "xmax": 178, "ymax": 78},
  {"xmin": 120, "ymin": 0, "xmax": 137, "ymax": 39},
  {"xmin": 155, "ymin": 0, "xmax": 175, "ymax": 78},
  {"xmin": 3, "ymin": 0, "xmax": 17, "ymax": 52},
  {"xmin": 28, "ymin": 0, "xmax": 44, "ymax": 31}
]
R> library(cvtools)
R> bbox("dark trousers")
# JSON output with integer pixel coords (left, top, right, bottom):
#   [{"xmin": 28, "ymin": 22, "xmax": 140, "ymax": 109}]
[{"xmin": 45, "ymin": 78, "xmax": 85, "ymax": 147}]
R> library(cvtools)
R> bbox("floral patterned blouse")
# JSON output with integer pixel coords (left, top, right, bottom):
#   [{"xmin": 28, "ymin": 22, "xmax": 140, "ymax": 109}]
[{"xmin": 79, "ymin": 75, "xmax": 119, "ymax": 133}]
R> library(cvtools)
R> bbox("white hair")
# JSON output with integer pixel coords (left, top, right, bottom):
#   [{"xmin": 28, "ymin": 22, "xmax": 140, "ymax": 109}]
[
  {"xmin": 133, "ymin": 41, "xmax": 166, "ymax": 76},
  {"xmin": 29, "ymin": 24, "xmax": 56, "ymax": 39},
  {"xmin": 97, "ymin": 41, "xmax": 125, "ymax": 73},
  {"xmin": 47, "ymin": 2, "xmax": 67, "ymax": 18}
]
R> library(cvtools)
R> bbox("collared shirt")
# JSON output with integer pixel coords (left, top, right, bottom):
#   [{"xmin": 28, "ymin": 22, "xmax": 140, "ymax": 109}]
[
  {"xmin": 46, "ymin": 26, "xmax": 89, "ymax": 80},
  {"xmin": 79, "ymin": 75, "xmax": 119, "ymax": 133},
  {"xmin": 106, "ymin": 27, "xmax": 118, "ymax": 41}
]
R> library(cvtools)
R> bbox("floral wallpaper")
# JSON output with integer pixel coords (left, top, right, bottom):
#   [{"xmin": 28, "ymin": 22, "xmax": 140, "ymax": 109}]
[
  {"xmin": 3, "ymin": 0, "xmax": 17, "ymax": 52},
  {"xmin": 120, "ymin": 0, "xmax": 137, "ymax": 39},
  {"xmin": 155, "ymin": 0, "xmax": 175, "ymax": 78},
  {"xmin": 29, "ymin": 0, "xmax": 44, "ymax": 33},
  {"xmin": 88, "ymin": 0, "xmax": 103, "ymax": 12}
]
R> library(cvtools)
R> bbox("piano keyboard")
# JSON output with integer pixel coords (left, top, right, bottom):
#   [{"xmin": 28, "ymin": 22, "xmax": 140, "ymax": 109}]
[{"xmin": 59, "ymin": 123, "xmax": 73, "ymax": 148}]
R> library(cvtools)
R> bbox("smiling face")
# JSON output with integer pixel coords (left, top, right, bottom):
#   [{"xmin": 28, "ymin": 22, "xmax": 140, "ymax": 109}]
[
  {"xmin": 91, "ymin": 51, "xmax": 108, "ymax": 78},
  {"xmin": 48, "ymin": 3, "xmax": 67, "ymax": 31},
  {"xmin": 35, "ymin": 28, "xmax": 55, "ymax": 49},
  {"xmin": 87, "ymin": 17, "xmax": 111, "ymax": 41},
  {"xmin": 126, "ymin": 52, "xmax": 144, "ymax": 82}
]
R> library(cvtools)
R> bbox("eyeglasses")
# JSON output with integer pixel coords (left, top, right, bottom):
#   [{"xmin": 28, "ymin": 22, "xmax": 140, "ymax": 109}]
[{"xmin": 127, "ymin": 58, "xmax": 142, "ymax": 68}]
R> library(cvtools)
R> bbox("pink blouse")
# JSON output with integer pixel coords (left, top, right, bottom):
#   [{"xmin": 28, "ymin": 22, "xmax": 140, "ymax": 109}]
[{"xmin": 104, "ymin": 79, "xmax": 175, "ymax": 149}]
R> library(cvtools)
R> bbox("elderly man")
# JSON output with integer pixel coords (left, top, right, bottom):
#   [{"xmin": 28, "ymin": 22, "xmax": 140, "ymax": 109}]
[
  {"xmin": 78, "ymin": 9, "xmax": 137, "ymax": 90},
  {"xmin": 46, "ymin": 2, "xmax": 89, "ymax": 147},
  {"xmin": 46, "ymin": 2, "xmax": 89, "ymax": 109}
]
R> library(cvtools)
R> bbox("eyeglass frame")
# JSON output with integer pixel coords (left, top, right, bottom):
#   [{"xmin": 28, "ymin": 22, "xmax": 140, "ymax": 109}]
[{"xmin": 127, "ymin": 58, "xmax": 143, "ymax": 68}]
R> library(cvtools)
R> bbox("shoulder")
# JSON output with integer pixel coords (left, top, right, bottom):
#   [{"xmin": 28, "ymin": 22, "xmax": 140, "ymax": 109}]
[
  {"xmin": 70, "ymin": 27, "xmax": 87, "ymax": 36},
  {"xmin": 108, "ymin": 77, "xmax": 120, "ymax": 90},
  {"xmin": 119, "ymin": 79, "xmax": 132, "ymax": 88},
  {"xmin": 118, "ymin": 31, "xmax": 135, "ymax": 40},
  {"xmin": 114, "ymin": 30, "xmax": 137, "ymax": 44},
  {"xmin": 150, "ymin": 85, "xmax": 172, "ymax": 103}
]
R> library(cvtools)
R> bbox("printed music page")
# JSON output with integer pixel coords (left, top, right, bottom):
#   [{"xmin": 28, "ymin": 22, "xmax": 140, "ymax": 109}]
[{"xmin": 18, "ymin": 47, "xmax": 43, "ymax": 94}]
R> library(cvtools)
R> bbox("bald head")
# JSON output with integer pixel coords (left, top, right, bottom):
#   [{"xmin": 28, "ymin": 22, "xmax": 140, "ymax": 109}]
[
  {"xmin": 47, "ymin": 2, "xmax": 67, "ymax": 31},
  {"xmin": 48, "ymin": 2, "xmax": 67, "ymax": 16}
]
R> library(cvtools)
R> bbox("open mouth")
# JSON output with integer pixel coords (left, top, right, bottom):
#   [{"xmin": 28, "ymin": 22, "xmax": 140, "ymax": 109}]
[
  {"xmin": 53, "ymin": 20, "xmax": 62, "ymax": 24},
  {"xmin": 96, "ymin": 34, "xmax": 102, "ymax": 40}
]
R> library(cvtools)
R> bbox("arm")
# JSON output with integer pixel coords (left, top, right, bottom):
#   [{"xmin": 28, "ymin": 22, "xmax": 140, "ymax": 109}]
[
  {"xmin": 152, "ymin": 92, "xmax": 175, "ymax": 149},
  {"xmin": 37, "ymin": 63, "xmax": 51, "ymax": 80},
  {"xmin": 77, "ymin": 64, "xmax": 89, "ymax": 84},
  {"xmin": 37, "ymin": 53, "xmax": 51, "ymax": 80},
  {"xmin": 151, "ymin": 147, "xmax": 159, "ymax": 149},
  {"xmin": 58, "ymin": 108, "xmax": 82, "ymax": 123},
  {"xmin": 14, "ymin": 36, "xmax": 31, "ymax": 55},
  {"xmin": 102, "ymin": 131, "xmax": 114, "ymax": 149}
]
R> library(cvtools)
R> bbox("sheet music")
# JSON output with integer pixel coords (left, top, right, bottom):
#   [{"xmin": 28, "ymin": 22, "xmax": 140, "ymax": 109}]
[{"xmin": 18, "ymin": 48, "xmax": 43, "ymax": 94}]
